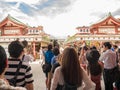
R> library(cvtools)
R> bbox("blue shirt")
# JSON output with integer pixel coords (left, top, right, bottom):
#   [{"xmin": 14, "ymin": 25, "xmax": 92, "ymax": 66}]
[
  {"xmin": 45, "ymin": 50, "xmax": 54, "ymax": 64},
  {"xmin": 51, "ymin": 56, "xmax": 58, "ymax": 65}
]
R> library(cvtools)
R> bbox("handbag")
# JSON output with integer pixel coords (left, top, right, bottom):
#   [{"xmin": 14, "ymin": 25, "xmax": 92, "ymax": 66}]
[
  {"xmin": 42, "ymin": 63, "xmax": 51, "ymax": 73},
  {"xmin": 56, "ymin": 83, "xmax": 77, "ymax": 90},
  {"xmin": 8, "ymin": 56, "xmax": 24, "ymax": 86}
]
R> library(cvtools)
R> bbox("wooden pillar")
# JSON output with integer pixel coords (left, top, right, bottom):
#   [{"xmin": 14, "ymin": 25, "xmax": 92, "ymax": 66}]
[
  {"xmin": 115, "ymin": 26, "xmax": 118, "ymax": 34},
  {"xmin": 32, "ymin": 41, "xmax": 36, "ymax": 60}
]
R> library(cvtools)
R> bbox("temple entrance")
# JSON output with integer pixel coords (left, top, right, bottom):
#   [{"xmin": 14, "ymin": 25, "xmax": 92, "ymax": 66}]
[{"xmin": 30, "ymin": 41, "xmax": 49, "ymax": 60}]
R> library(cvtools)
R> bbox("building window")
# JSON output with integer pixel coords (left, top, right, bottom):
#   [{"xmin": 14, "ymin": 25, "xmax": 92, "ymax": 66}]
[
  {"xmin": 86, "ymin": 29, "xmax": 89, "ymax": 32},
  {"xmin": 83, "ymin": 29, "xmax": 85, "ymax": 32},
  {"xmin": 118, "ymin": 27, "xmax": 120, "ymax": 31},
  {"xmin": 36, "ymin": 30, "xmax": 38, "ymax": 32},
  {"xmin": 30, "ymin": 30, "xmax": 32, "ymax": 33},
  {"xmin": 80, "ymin": 29, "xmax": 82, "ymax": 32},
  {"xmin": 33, "ymin": 30, "xmax": 34, "ymax": 33}
]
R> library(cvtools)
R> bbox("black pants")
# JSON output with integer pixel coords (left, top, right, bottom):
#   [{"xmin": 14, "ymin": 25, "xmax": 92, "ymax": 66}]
[{"xmin": 103, "ymin": 68, "xmax": 115, "ymax": 90}]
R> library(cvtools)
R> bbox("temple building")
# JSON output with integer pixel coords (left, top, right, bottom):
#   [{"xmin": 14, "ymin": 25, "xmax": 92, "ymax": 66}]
[
  {"xmin": 0, "ymin": 14, "xmax": 51, "ymax": 59},
  {"xmin": 65, "ymin": 13, "xmax": 120, "ymax": 47}
]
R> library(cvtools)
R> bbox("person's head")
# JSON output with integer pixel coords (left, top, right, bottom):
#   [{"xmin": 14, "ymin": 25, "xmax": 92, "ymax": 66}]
[
  {"xmin": 86, "ymin": 49, "xmax": 102, "ymax": 76},
  {"xmin": 53, "ymin": 47, "xmax": 60, "ymax": 56},
  {"xmin": 83, "ymin": 46, "xmax": 88, "ymax": 51},
  {"xmin": 21, "ymin": 40, "xmax": 28, "ymax": 48},
  {"xmin": 62, "ymin": 47, "xmax": 83, "ymax": 86},
  {"xmin": 21, "ymin": 40, "xmax": 28, "ymax": 53},
  {"xmin": 90, "ymin": 46, "xmax": 97, "ymax": 50},
  {"xmin": 103, "ymin": 42, "xmax": 112, "ymax": 51},
  {"xmin": 86, "ymin": 49, "xmax": 100, "ymax": 64},
  {"xmin": 0, "ymin": 45, "xmax": 7, "ymax": 75},
  {"xmin": 8, "ymin": 41, "xmax": 24, "ymax": 58},
  {"xmin": 112, "ymin": 45, "xmax": 118, "ymax": 51},
  {"xmin": 47, "ymin": 44, "xmax": 53, "ymax": 51}
]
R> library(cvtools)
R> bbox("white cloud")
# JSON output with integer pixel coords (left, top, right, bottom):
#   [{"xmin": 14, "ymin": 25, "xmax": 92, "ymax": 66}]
[
  {"xmin": 5, "ymin": 0, "xmax": 40, "ymax": 5},
  {"xmin": 1, "ymin": 0, "xmax": 120, "ymax": 37}
]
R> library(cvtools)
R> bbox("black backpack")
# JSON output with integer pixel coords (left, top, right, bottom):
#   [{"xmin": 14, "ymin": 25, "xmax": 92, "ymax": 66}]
[{"xmin": 56, "ymin": 82, "xmax": 77, "ymax": 90}]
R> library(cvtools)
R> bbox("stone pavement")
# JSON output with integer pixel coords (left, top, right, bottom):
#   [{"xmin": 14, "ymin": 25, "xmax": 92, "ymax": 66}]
[
  {"xmin": 30, "ymin": 60, "xmax": 46, "ymax": 90},
  {"xmin": 30, "ymin": 60, "xmax": 105, "ymax": 90}
]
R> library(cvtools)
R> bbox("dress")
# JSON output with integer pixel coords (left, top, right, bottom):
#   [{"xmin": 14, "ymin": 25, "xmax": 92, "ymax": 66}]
[
  {"xmin": 91, "ymin": 74, "xmax": 101, "ymax": 90},
  {"xmin": 50, "ymin": 66, "xmax": 95, "ymax": 90}
]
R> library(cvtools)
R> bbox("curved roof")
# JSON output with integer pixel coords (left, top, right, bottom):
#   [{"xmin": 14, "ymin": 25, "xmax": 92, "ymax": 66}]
[
  {"xmin": 0, "ymin": 14, "xmax": 29, "ymax": 28},
  {"xmin": 91, "ymin": 13, "xmax": 120, "ymax": 28}
]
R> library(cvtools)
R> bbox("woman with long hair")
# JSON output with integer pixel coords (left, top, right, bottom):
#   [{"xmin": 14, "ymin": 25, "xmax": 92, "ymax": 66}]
[
  {"xmin": 50, "ymin": 47, "xmax": 95, "ymax": 90},
  {"xmin": 86, "ymin": 49, "xmax": 103, "ymax": 90}
]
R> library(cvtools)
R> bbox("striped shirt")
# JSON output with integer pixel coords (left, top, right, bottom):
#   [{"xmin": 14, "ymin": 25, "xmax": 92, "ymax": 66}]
[{"xmin": 5, "ymin": 58, "xmax": 34, "ymax": 87}]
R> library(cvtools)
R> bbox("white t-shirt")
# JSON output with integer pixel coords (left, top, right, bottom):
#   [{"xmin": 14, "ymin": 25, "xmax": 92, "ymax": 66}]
[
  {"xmin": 50, "ymin": 66, "xmax": 95, "ymax": 90},
  {"xmin": 23, "ymin": 54, "xmax": 34, "ymax": 63},
  {"xmin": 99, "ymin": 49, "xmax": 117, "ymax": 69}
]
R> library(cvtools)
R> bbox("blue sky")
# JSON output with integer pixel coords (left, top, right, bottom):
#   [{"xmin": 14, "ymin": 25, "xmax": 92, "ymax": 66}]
[{"xmin": 0, "ymin": 0, "xmax": 120, "ymax": 37}]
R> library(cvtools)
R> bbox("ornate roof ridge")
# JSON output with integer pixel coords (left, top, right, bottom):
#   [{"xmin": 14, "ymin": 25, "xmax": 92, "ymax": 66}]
[
  {"xmin": 7, "ymin": 14, "xmax": 28, "ymax": 26},
  {"xmin": 91, "ymin": 12, "xmax": 120, "ymax": 27}
]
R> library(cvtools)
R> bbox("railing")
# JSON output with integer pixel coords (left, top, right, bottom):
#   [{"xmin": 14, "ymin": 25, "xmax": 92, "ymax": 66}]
[{"xmin": 0, "ymin": 35, "xmax": 42, "ymax": 42}]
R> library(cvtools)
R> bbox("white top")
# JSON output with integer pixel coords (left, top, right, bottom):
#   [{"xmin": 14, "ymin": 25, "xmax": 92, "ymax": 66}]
[
  {"xmin": 0, "ymin": 79, "xmax": 26, "ymax": 90},
  {"xmin": 99, "ymin": 49, "xmax": 117, "ymax": 69},
  {"xmin": 23, "ymin": 54, "xmax": 34, "ymax": 63},
  {"xmin": 50, "ymin": 66, "xmax": 95, "ymax": 90}
]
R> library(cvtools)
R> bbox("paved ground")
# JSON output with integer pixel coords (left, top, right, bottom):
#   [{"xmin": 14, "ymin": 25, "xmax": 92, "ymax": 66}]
[
  {"xmin": 30, "ymin": 60, "xmax": 105, "ymax": 90},
  {"xmin": 30, "ymin": 61, "xmax": 46, "ymax": 90}
]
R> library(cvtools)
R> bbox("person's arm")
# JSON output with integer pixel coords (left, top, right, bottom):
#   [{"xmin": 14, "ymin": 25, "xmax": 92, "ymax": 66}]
[
  {"xmin": 98, "ymin": 52, "xmax": 106, "ymax": 69},
  {"xmin": 51, "ymin": 57, "xmax": 54, "ymax": 66},
  {"xmin": 98, "ymin": 61, "xmax": 104, "ymax": 70},
  {"xmin": 25, "ymin": 83, "xmax": 34, "ymax": 90},
  {"xmin": 82, "ymin": 68, "xmax": 95, "ymax": 90},
  {"xmin": 79, "ymin": 48, "xmax": 84, "ymax": 64},
  {"xmin": 2, "ymin": 79, "xmax": 27, "ymax": 90},
  {"xmin": 50, "ymin": 67, "xmax": 60, "ymax": 90}
]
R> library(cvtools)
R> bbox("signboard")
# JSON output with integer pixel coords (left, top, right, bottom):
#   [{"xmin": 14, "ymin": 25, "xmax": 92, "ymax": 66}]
[
  {"xmin": 99, "ymin": 27, "xmax": 115, "ymax": 34},
  {"xmin": 4, "ymin": 30, "xmax": 20, "ymax": 34}
]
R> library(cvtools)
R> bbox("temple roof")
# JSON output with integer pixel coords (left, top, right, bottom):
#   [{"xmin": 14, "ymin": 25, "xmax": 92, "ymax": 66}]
[
  {"xmin": 7, "ymin": 14, "xmax": 26, "ymax": 26},
  {"xmin": 76, "ymin": 26, "xmax": 90, "ymax": 30},
  {"xmin": 91, "ymin": 12, "xmax": 120, "ymax": 28},
  {"xmin": 0, "ymin": 14, "xmax": 29, "ymax": 28}
]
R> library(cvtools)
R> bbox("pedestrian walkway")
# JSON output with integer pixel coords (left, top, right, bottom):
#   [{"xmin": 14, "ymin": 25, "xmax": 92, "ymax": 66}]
[
  {"xmin": 30, "ymin": 60, "xmax": 46, "ymax": 90},
  {"xmin": 29, "ymin": 59, "xmax": 43, "ymax": 64}
]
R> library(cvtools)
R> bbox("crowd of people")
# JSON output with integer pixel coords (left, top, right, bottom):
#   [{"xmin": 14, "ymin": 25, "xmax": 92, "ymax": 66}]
[
  {"xmin": 0, "ymin": 40, "xmax": 120, "ymax": 90},
  {"xmin": 43, "ymin": 42, "xmax": 120, "ymax": 90}
]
